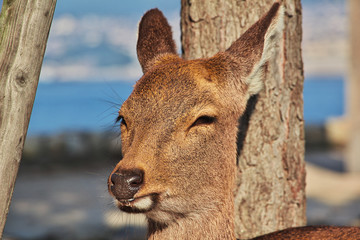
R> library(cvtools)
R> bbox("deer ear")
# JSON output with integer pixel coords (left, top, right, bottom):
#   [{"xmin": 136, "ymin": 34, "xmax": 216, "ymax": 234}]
[
  {"xmin": 225, "ymin": 2, "xmax": 284, "ymax": 96},
  {"xmin": 137, "ymin": 9, "xmax": 178, "ymax": 73}
]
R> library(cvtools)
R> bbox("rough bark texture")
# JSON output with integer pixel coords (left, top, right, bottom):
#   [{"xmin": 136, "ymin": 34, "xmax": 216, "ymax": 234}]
[
  {"xmin": 181, "ymin": 0, "xmax": 306, "ymax": 239},
  {"xmin": 0, "ymin": 0, "xmax": 56, "ymax": 237},
  {"xmin": 347, "ymin": 0, "xmax": 360, "ymax": 172}
]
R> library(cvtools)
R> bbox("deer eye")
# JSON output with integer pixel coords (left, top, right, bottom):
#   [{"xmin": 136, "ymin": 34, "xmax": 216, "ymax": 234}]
[
  {"xmin": 190, "ymin": 116, "xmax": 216, "ymax": 128},
  {"xmin": 116, "ymin": 115, "xmax": 127, "ymax": 128}
]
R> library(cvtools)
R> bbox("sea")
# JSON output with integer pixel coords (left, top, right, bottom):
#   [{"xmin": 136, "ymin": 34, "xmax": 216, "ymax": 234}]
[{"xmin": 27, "ymin": 76, "xmax": 345, "ymax": 136}]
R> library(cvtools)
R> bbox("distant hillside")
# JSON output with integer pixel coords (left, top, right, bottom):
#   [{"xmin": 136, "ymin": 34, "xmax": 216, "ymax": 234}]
[
  {"xmin": 302, "ymin": 0, "xmax": 348, "ymax": 77},
  {"xmin": 37, "ymin": 0, "xmax": 348, "ymax": 82}
]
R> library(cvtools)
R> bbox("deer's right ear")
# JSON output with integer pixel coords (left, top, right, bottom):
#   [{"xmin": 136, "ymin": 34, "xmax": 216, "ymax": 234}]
[
  {"xmin": 224, "ymin": 2, "xmax": 284, "ymax": 96},
  {"xmin": 137, "ymin": 9, "xmax": 178, "ymax": 73}
]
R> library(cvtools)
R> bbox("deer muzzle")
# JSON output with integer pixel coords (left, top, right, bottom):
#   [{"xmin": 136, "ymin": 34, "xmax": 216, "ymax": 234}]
[{"xmin": 109, "ymin": 169, "xmax": 144, "ymax": 202}]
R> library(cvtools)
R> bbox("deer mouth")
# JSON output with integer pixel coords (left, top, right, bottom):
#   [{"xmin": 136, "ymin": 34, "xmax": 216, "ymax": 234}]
[{"xmin": 116, "ymin": 193, "xmax": 159, "ymax": 213}]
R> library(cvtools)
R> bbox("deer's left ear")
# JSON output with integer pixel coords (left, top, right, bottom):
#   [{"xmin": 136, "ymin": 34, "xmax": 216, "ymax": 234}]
[
  {"xmin": 224, "ymin": 2, "xmax": 284, "ymax": 96},
  {"xmin": 137, "ymin": 9, "xmax": 178, "ymax": 73}
]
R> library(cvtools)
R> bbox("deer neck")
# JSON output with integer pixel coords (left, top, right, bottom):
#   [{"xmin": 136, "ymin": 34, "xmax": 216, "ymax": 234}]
[{"xmin": 147, "ymin": 197, "xmax": 235, "ymax": 240}]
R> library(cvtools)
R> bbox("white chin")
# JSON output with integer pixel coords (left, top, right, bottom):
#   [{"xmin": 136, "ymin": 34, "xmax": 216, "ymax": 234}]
[
  {"xmin": 114, "ymin": 195, "xmax": 154, "ymax": 212},
  {"xmin": 133, "ymin": 196, "xmax": 153, "ymax": 211}
]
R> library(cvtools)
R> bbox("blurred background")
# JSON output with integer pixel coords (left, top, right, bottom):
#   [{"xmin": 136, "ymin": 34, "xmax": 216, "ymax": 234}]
[{"xmin": 2, "ymin": 0, "xmax": 360, "ymax": 239}]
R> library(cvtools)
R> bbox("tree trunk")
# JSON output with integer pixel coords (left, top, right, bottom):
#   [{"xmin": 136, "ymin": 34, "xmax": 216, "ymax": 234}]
[
  {"xmin": 0, "ymin": 0, "xmax": 56, "ymax": 237},
  {"xmin": 181, "ymin": 0, "xmax": 306, "ymax": 239},
  {"xmin": 347, "ymin": 0, "xmax": 360, "ymax": 172}
]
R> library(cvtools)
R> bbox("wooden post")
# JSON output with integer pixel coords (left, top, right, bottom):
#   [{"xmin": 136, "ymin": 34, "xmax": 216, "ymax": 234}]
[
  {"xmin": 0, "ymin": 0, "xmax": 56, "ymax": 237},
  {"xmin": 347, "ymin": 0, "xmax": 360, "ymax": 172},
  {"xmin": 181, "ymin": 0, "xmax": 306, "ymax": 238}
]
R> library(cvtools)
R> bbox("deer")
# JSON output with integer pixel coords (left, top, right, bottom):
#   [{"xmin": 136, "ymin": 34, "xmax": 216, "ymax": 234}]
[{"xmin": 107, "ymin": 2, "xmax": 360, "ymax": 239}]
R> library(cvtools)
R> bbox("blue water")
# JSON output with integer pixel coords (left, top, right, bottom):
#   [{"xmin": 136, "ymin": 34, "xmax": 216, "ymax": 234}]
[
  {"xmin": 27, "ymin": 76, "xmax": 345, "ymax": 136},
  {"xmin": 303, "ymin": 76, "xmax": 344, "ymax": 125},
  {"xmin": 28, "ymin": 81, "xmax": 133, "ymax": 135}
]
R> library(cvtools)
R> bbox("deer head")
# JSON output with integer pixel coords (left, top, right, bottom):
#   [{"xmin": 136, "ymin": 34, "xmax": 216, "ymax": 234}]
[{"xmin": 108, "ymin": 3, "xmax": 283, "ymax": 239}]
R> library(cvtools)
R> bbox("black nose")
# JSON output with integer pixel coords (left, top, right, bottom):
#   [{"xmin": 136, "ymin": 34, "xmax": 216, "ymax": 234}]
[{"xmin": 109, "ymin": 169, "xmax": 144, "ymax": 201}]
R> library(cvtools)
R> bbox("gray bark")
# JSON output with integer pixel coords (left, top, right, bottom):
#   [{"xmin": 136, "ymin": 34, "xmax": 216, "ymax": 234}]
[
  {"xmin": 181, "ymin": 0, "xmax": 306, "ymax": 238},
  {"xmin": 0, "ymin": 0, "xmax": 56, "ymax": 237}
]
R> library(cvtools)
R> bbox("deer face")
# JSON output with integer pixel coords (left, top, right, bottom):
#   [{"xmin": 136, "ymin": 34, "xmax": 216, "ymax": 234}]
[
  {"xmin": 109, "ymin": 59, "xmax": 240, "ymax": 223},
  {"xmin": 108, "ymin": 5, "xmax": 283, "ymax": 224}
]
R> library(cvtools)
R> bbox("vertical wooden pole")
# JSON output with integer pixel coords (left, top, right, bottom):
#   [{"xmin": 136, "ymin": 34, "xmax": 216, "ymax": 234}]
[
  {"xmin": 347, "ymin": 0, "xmax": 360, "ymax": 172},
  {"xmin": 0, "ymin": 0, "xmax": 56, "ymax": 237}
]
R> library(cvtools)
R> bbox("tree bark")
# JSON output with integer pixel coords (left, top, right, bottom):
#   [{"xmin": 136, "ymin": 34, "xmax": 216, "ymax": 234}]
[
  {"xmin": 0, "ymin": 0, "xmax": 56, "ymax": 237},
  {"xmin": 181, "ymin": 0, "xmax": 306, "ymax": 239},
  {"xmin": 347, "ymin": 0, "xmax": 360, "ymax": 172}
]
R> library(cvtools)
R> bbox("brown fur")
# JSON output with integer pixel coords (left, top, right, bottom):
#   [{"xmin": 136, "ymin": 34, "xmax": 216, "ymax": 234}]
[
  {"xmin": 108, "ymin": 2, "xmax": 360, "ymax": 239},
  {"xmin": 136, "ymin": 9, "xmax": 177, "ymax": 73},
  {"xmin": 251, "ymin": 226, "xmax": 360, "ymax": 240}
]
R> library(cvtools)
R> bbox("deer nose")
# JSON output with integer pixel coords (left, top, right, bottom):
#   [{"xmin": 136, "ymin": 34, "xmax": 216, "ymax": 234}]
[{"xmin": 109, "ymin": 169, "xmax": 144, "ymax": 201}]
